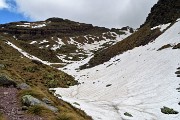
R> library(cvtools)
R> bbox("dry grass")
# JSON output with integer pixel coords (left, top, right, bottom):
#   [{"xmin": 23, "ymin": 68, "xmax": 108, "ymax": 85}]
[
  {"xmin": 28, "ymin": 105, "xmax": 52, "ymax": 115},
  {"xmin": 56, "ymin": 113, "xmax": 84, "ymax": 120}
]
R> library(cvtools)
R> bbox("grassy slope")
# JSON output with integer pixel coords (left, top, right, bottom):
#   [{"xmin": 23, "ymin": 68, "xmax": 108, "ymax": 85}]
[{"xmin": 0, "ymin": 34, "xmax": 92, "ymax": 120}]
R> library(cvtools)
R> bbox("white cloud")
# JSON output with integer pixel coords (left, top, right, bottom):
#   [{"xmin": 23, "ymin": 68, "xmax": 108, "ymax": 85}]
[
  {"xmin": 0, "ymin": 0, "xmax": 8, "ymax": 9},
  {"xmin": 14, "ymin": 0, "xmax": 158, "ymax": 28}
]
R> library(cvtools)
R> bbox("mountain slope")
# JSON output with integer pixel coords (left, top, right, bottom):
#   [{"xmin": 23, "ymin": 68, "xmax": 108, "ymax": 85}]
[
  {"xmin": 81, "ymin": 0, "xmax": 180, "ymax": 69},
  {"xmin": 54, "ymin": 18, "xmax": 180, "ymax": 120},
  {"xmin": 0, "ymin": 18, "xmax": 134, "ymax": 66},
  {"xmin": 0, "ymin": 34, "xmax": 92, "ymax": 120}
]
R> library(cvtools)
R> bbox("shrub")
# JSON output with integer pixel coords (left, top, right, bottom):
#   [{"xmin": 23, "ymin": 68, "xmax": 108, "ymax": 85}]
[
  {"xmin": 161, "ymin": 106, "xmax": 179, "ymax": 114},
  {"xmin": 23, "ymin": 66, "xmax": 39, "ymax": 73},
  {"xmin": 47, "ymin": 80, "xmax": 58, "ymax": 88}
]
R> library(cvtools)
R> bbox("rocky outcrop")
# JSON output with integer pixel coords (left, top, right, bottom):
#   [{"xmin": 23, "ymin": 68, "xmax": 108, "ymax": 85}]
[{"xmin": 142, "ymin": 0, "xmax": 180, "ymax": 27}]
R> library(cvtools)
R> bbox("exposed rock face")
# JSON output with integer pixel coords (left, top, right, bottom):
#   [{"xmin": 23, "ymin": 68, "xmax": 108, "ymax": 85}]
[{"xmin": 142, "ymin": 0, "xmax": 180, "ymax": 27}]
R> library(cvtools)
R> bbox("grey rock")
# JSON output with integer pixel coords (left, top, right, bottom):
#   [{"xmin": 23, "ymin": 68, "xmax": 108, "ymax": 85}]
[
  {"xmin": 17, "ymin": 83, "xmax": 31, "ymax": 90},
  {"xmin": 22, "ymin": 95, "xmax": 58, "ymax": 112},
  {"xmin": 42, "ymin": 98, "xmax": 52, "ymax": 104},
  {"xmin": 22, "ymin": 95, "xmax": 41, "ymax": 106}
]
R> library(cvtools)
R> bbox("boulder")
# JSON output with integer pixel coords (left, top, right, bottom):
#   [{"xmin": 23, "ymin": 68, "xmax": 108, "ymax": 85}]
[
  {"xmin": 0, "ymin": 76, "xmax": 17, "ymax": 87},
  {"xmin": 22, "ymin": 95, "xmax": 41, "ymax": 106},
  {"xmin": 17, "ymin": 83, "xmax": 31, "ymax": 90},
  {"xmin": 22, "ymin": 95, "xmax": 58, "ymax": 112}
]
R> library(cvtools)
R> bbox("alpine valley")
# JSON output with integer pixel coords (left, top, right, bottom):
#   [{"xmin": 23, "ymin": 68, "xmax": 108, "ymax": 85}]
[{"xmin": 0, "ymin": 0, "xmax": 180, "ymax": 120}]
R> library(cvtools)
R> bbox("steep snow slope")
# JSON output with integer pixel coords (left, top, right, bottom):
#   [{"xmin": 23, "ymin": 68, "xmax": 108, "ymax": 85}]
[{"xmin": 54, "ymin": 20, "xmax": 180, "ymax": 120}]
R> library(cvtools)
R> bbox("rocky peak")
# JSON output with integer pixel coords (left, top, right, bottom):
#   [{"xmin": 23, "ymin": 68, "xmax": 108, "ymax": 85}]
[{"xmin": 142, "ymin": 0, "xmax": 180, "ymax": 27}]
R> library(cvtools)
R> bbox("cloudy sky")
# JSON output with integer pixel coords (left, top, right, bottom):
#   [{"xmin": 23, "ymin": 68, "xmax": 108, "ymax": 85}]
[{"xmin": 0, "ymin": 0, "xmax": 158, "ymax": 28}]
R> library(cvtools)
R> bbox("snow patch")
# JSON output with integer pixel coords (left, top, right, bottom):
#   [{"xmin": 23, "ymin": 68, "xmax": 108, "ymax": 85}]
[
  {"xmin": 39, "ymin": 39, "xmax": 48, "ymax": 44},
  {"xmin": 151, "ymin": 23, "xmax": 171, "ymax": 32},
  {"xmin": 6, "ymin": 41, "xmax": 62, "ymax": 66},
  {"xmin": 30, "ymin": 41, "xmax": 37, "ymax": 44}
]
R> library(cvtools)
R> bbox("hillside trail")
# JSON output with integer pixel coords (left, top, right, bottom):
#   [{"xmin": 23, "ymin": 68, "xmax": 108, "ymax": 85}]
[{"xmin": 0, "ymin": 87, "xmax": 44, "ymax": 120}]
